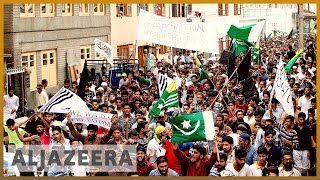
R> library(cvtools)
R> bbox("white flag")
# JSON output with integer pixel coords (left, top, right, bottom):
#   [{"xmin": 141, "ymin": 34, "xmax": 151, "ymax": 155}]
[
  {"xmin": 39, "ymin": 87, "xmax": 90, "ymax": 113},
  {"xmin": 94, "ymin": 38, "xmax": 113, "ymax": 65},
  {"xmin": 272, "ymin": 58, "xmax": 294, "ymax": 115},
  {"xmin": 157, "ymin": 74, "xmax": 173, "ymax": 97}
]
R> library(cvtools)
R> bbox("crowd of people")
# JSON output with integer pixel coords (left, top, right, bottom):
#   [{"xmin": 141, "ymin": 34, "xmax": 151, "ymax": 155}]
[{"xmin": 3, "ymin": 33, "xmax": 317, "ymax": 176}]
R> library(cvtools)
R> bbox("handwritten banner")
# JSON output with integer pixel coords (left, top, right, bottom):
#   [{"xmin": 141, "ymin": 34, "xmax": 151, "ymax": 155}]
[
  {"xmin": 94, "ymin": 39, "xmax": 113, "ymax": 65},
  {"xmin": 69, "ymin": 109, "xmax": 113, "ymax": 129},
  {"xmin": 273, "ymin": 58, "xmax": 294, "ymax": 116},
  {"xmin": 137, "ymin": 9, "xmax": 219, "ymax": 54}
]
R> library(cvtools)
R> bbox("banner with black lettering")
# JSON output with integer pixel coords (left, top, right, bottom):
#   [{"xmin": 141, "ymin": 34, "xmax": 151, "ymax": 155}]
[
  {"xmin": 69, "ymin": 109, "xmax": 113, "ymax": 129},
  {"xmin": 94, "ymin": 38, "xmax": 114, "ymax": 65},
  {"xmin": 272, "ymin": 58, "xmax": 294, "ymax": 115}
]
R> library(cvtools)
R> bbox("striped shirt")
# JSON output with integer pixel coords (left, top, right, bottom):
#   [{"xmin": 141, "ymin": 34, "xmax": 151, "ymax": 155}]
[{"xmin": 280, "ymin": 125, "xmax": 299, "ymax": 152}]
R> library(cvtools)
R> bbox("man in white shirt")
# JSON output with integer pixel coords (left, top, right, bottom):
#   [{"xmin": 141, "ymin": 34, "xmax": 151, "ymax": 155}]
[
  {"xmin": 69, "ymin": 139, "xmax": 89, "ymax": 176},
  {"xmin": 225, "ymin": 148, "xmax": 252, "ymax": 176},
  {"xmin": 147, "ymin": 125, "xmax": 167, "ymax": 165},
  {"xmin": 244, "ymin": 106, "xmax": 255, "ymax": 131},
  {"xmin": 4, "ymin": 87, "xmax": 19, "ymax": 121},
  {"xmin": 249, "ymin": 146, "xmax": 268, "ymax": 176},
  {"xmin": 173, "ymin": 51, "xmax": 181, "ymax": 65},
  {"xmin": 298, "ymin": 86, "xmax": 313, "ymax": 115},
  {"xmin": 278, "ymin": 151, "xmax": 301, "ymax": 176},
  {"xmin": 35, "ymin": 84, "xmax": 48, "ymax": 110}
]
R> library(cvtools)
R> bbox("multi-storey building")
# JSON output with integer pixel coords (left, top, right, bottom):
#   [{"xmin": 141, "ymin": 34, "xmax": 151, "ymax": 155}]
[
  {"xmin": 4, "ymin": 4, "xmax": 111, "ymax": 110},
  {"xmin": 110, "ymin": 3, "xmax": 243, "ymax": 62}
]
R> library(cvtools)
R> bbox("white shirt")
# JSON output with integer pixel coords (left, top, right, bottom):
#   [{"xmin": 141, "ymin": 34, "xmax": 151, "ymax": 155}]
[
  {"xmin": 147, "ymin": 138, "xmax": 166, "ymax": 164},
  {"xmin": 4, "ymin": 94, "xmax": 19, "ymax": 121},
  {"xmin": 298, "ymin": 95, "xmax": 313, "ymax": 115},
  {"xmin": 225, "ymin": 163, "xmax": 252, "ymax": 176},
  {"xmin": 36, "ymin": 90, "xmax": 48, "ymax": 109},
  {"xmin": 249, "ymin": 163, "xmax": 267, "ymax": 176},
  {"xmin": 244, "ymin": 115, "xmax": 255, "ymax": 128},
  {"xmin": 278, "ymin": 166, "xmax": 301, "ymax": 176},
  {"xmin": 70, "ymin": 153, "xmax": 90, "ymax": 176}
]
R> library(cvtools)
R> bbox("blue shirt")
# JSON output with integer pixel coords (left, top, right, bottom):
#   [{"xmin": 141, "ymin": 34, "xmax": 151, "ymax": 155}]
[{"xmin": 245, "ymin": 145, "xmax": 258, "ymax": 166}]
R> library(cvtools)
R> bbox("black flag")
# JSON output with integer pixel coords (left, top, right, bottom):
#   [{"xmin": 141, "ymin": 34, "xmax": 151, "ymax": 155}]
[
  {"xmin": 219, "ymin": 50, "xmax": 236, "ymax": 77},
  {"xmin": 237, "ymin": 50, "xmax": 251, "ymax": 81},
  {"xmin": 242, "ymin": 76, "xmax": 258, "ymax": 97},
  {"xmin": 77, "ymin": 60, "xmax": 90, "ymax": 100}
]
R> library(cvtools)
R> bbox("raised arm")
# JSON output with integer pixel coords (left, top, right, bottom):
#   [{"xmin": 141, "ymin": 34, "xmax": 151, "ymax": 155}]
[{"xmin": 66, "ymin": 114, "xmax": 85, "ymax": 140}]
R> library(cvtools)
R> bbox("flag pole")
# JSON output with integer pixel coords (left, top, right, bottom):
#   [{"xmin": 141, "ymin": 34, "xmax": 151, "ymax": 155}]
[{"xmin": 206, "ymin": 49, "xmax": 251, "ymax": 110}]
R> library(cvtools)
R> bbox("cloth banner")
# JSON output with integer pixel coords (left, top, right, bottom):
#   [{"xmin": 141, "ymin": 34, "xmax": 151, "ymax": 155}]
[
  {"xmin": 137, "ymin": 9, "xmax": 219, "ymax": 54},
  {"xmin": 94, "ymin": 38, "xmax": 114, "ymax": 65},
  {"xmin": 69, "ymin": 109, "xmax": 113, "ymax": 129},
  {"xmin": 273, "ymin": 58, "xmax": 294, "ymax": 115}
]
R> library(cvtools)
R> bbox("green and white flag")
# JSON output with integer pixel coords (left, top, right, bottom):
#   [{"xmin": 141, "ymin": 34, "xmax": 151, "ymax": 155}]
[
  {"xmin": 149, "ymin": 80, "xmax": 179, "ymax": 117},
  {"xmin": 227, "ymin": 20, "xmax": 266, "ymax": 43},
  {"xmin": 232, "ymin": 39, "xmax": 252, "ymax": 57},
  {"xmin": 285, "ymin": 49, "xmax": 303, "ymax": 73},
  {"xmin": 171, "ymin": 111, "xmax": 215, "ymax": 143},
  {"xmin": 251, "ymin": 38, "xmax": 260, "ymax": 63}
]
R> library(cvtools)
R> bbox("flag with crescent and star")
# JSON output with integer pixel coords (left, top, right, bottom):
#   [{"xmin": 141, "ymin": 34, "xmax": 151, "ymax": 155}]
[
  {"xmin": 171, "ymin": 111, "xmax": 215, "ymax": 143},
  {"xmin": 149, "ymin": 80, "xmax": 179, "ymax": 117}
]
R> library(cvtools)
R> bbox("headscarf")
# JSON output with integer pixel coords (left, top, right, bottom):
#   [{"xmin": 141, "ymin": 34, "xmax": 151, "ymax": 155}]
[{"xmin": 154, "ymin": 125, "xmax": 165, "ymax": 144}]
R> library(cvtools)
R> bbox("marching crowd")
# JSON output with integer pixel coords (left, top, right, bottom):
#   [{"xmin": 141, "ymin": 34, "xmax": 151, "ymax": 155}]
[{"xmin": 3, "ymin": 34, "xmax": 317, "ymax": 176}]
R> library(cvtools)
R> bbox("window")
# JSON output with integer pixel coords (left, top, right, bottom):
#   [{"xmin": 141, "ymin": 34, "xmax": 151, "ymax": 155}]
[
  {"xmin": 41, "ymin": 50, "xmax": 57, "ymax": 87},
  {"xmin": 116, "ymin": 4, "xmax": 132, "ymax": 17},
  {"xmin": 79, "ymin": 4, "xmax": 89, "ymax": 16},
  {"xmin": 117, "ymin": 45, "xmax": 133, "ymax": 59},
  {"xmin": 21, "ymin": 52, "xmax": 37, "ymax": 90},
  {"xmin": 62, "ymin": 4, "xmax": 73, "ymax": 16},
  {"xmin": 93, "ymin": 4, "xmax": 105, "ymax": 15},
  {"xmin": 154, "ymin": 4, "xmax": 165, "ymax": 16},
  {"xmin": 172, "ymin": 4, "xmax": 186, "ymax": 17},
  {"xmin": 218, "ymin": 4, "xmax": 229, "ymax": 16},
  {"xmin": 40, "ymin": 4, "xmax": 55, "ymax": 17},
  {"xmin": 219, "ymin": 36, "xmax": 230, "ymax": 54},
  {"xmin": 137, "ymin": 4, "xmax": 148, "ymax": 15},
  {"xmin": 80, "ymin": 46, "xmax": 91, "ymax": 60},
  {"xmin": 187, "ymin": 4, "xmax": 192, "ymax": 15},
  {"xmin": 234, "ymin": 4, "xmax": 242, "ymax": 15},
  {"xmin": 20, "ymin": 4, "xmax": 35, "ymax": 17}
]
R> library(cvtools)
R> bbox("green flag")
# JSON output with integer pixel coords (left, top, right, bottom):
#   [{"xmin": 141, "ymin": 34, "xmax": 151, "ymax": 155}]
[
  {"xmin": 227, "ymin": 20, "xmax": 265, "ymax": 43},
  {"xmin": 232, "ymin": 39, "xmax": 252, "ymax": 57},
  {"xmin": 195, "ymin": 68, "xmax": 209, "ymax": 84},
  {"xmin": 251, "ymin": 38, "xmax": 260, "ymax": 63},
  {"xmin": 149, "ymin": 80, "xmax": 179, "ymax": 117},
  {"xmin": 284, "ymin": 49, "xmax": 304, "ymax": 73},
  {"xmin": 136, "ymin": 76, "xmax": 150, "ymax": 86},
  {"xmin": 171, "ymin": 111, "xmax": 215, "ymax": 143}
]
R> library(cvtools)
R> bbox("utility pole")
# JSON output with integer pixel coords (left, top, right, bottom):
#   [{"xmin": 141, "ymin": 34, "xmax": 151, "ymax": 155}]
[{"xmin": 298, "ymin": 4, "xmax": 304, "ymax": 49}]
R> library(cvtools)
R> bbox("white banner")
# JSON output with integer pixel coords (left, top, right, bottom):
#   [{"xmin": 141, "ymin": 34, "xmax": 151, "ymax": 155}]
[
  {"xmin": 69, "ymin": 109, "xmax": 113, "ymax": 129},
  {"xmin": 94, "ymin": 38, "xmax": 114, "ymax": 65},
  {"xmin": 137, "ymin": 10, "xmax": 219, "ymax": 54},
  {"xmin": 273, "ymin": 58, "xmax": 294, "ymax": 115}
]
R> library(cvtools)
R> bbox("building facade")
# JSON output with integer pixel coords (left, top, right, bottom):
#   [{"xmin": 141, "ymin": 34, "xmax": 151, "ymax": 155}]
[
  {"xmin": 4, "ymin": 4, "xmax": 111, "ymax": 110},
  {"xmin": 110, "ymin": 3, "xmax": 243, "ymax": 63}
]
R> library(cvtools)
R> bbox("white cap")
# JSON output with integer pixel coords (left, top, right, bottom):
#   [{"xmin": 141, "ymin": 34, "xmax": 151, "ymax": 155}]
[
  {"xmin": 101, "ymin": 82, "xmax": 108, "ymax": 86},
  {"xmin": 97, "ymin": 87, "xmax": 104, "ymax": 91},
  {"xmin": 208, "ymin": 73, "xmax": 214, "ymax": 77}
]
